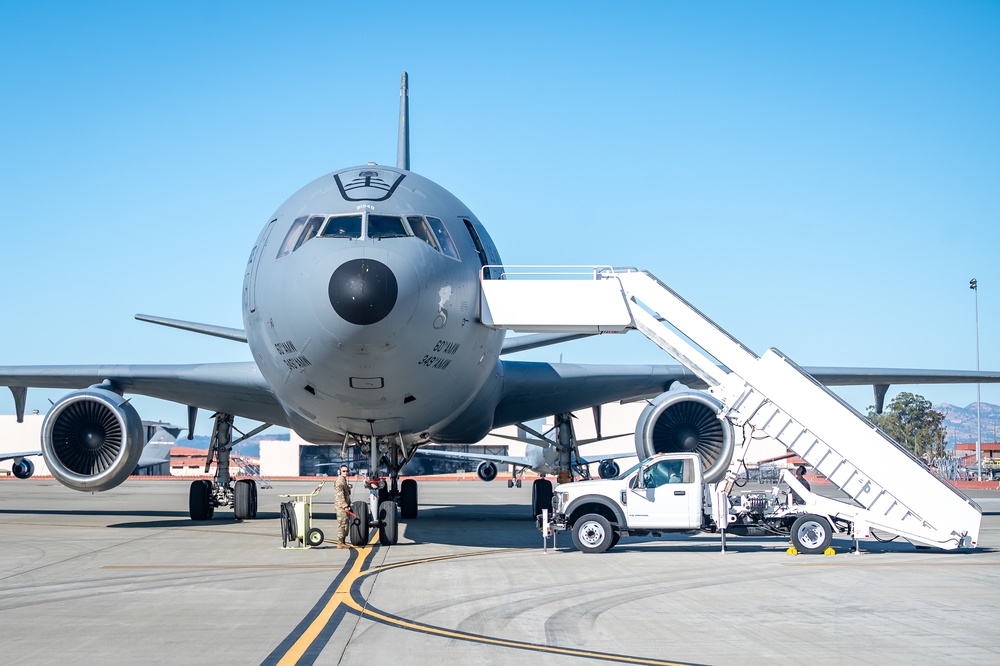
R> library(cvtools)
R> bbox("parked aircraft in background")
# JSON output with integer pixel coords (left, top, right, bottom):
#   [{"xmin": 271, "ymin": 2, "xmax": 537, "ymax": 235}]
[
  {"xmin": 3, "ymin": 74, "xmax": 1000, "ymax": 544},
  {"xmin": 1, "ymin": 421, "xmax": 180, "ymax": 480},
  {"xmin": 0, "ymin": 452, "xmax": 38, "ymax": 479}
]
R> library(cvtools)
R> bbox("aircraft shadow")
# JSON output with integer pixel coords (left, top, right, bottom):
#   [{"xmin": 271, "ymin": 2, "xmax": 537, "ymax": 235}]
[{"xmin": 107, "ymin": 510, "xmax": 285, "ymax": 529}]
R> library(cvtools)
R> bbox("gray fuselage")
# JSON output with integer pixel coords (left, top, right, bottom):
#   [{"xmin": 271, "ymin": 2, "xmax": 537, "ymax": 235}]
[{"xmin": 243, "ymin": 166, "xmax": 504, "ymax": 446}]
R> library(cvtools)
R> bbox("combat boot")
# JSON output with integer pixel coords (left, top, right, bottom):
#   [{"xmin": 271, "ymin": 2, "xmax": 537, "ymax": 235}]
[{"xmin": 337, "ymin": 540, "xmax": 349, "ymax": 549}]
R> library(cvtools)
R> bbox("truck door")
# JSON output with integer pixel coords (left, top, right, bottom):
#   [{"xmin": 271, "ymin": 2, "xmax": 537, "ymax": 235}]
[{"xmin": 626, "ymin": 458, "xmax": 700, "ymax": 529}]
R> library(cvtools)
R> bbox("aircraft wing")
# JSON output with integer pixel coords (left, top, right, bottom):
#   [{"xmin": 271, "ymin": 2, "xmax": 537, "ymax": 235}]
[
  {"xmin": 415, "ymin": 448, "xmax": 532, "ymax": 469},
  {"xmin": 493, "ymin": 360, "xmax": 1000, "ymax": 428},
  {"xmin": 0, "ymin": 362, "xmax": 288, "ymax": 426},
  {"xmin": 0, "ymin": 451, "xmax": 41, "ymax": 461},
  {"xmin": 579, "ymin": 451, "xmax": 638, "ymax": 464}
]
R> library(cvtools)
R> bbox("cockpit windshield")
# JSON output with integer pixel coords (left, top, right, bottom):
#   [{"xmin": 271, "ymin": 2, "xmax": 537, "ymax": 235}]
[
  {"xmin": 367, "ymin": 214, "xmax": 408, "ymax": 239},
  {"xmin": 274, "ymin": 212, "xmax": 461, "ymax": 260},
  {"xmin": 321, "ymin": 215, "xmax": 363, "ymax": 239}
]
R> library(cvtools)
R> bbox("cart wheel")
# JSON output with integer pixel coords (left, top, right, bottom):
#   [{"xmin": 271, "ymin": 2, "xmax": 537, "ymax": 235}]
[
  {"xmin": 378, "ymin": 500, "xmax": 398, "ymax": 545},
  {"xmin": 349, "ymin": 500, "xmax": 370, "ymax": 546},
  {"xmin": 307, "ymin": 527, "xmax": 324, "ymax": 547}
]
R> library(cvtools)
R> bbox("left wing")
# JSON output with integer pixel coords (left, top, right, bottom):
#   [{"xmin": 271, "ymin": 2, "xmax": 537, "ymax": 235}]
[{"xmin": 0, "ymin": 363, "xmax": 287, "ymax": 425}]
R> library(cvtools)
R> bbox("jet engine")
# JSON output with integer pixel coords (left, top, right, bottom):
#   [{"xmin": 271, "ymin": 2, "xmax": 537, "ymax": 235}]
[
  {"xmin": 476, "ymin": 460, "xmax": 498, "ymax": 482},
  {"xmin": 12, "ymin": 458, "xmax": 34, "ymax": 479},
  {"xmin": 634, "ymin": 389, "xmax": 734, "ymax": 483},
  {"xmin": 41, "ymin": 387, "xmax": 145, "ymax": 492},
  {"xmin": 597, "ymin": 459, "xmax": 620, "ymax": 479}
]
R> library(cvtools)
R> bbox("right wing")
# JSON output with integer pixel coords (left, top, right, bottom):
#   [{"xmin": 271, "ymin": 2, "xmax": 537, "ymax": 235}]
[{"xmin": 0, "ymin": 362, "xmax": 288, "ymax": 426}]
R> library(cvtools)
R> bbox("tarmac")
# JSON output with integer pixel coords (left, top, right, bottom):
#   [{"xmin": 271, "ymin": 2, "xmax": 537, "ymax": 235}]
[{"xmin": 1, "ymin": 477, "xmax": 999, "ymax": 666}]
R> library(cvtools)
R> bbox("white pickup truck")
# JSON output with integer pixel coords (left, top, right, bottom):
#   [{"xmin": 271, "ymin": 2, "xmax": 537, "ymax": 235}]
[{"xmin": 541, "ymin": 452, "xmax": 843, "ymax": 554}]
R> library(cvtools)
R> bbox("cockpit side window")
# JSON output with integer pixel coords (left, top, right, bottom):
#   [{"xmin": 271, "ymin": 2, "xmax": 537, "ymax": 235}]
[
  {"xmin": 293, "ymin": 215, "xmax": 325, "ymax": 252},
  {"xmin": 425, "ymin": 216, "xmax": 460, "ymax": 260},
  {"xmin": 408, "ymin": 216, "xmax": 441, "ymax": 252},
  {"xmin": 367, "ymin": 214, "xmax": 408, "ymax": 239},
  {"xmin": 321, "ymin": 215, "xmax": 363, "ymax": 239},
  {"xmin": 276, "ymin": 216, "xmax": 309, "ymax": 260}
]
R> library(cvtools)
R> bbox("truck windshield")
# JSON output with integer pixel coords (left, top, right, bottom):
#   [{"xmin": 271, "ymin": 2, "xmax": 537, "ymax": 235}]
[{"xmin": 616, "ymin": 460, "xmax": 644, "ymax": 480}]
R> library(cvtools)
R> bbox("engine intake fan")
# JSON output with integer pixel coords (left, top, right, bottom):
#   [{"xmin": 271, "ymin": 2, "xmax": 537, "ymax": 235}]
[
  {"xmin": 634, "ymin": 389, "xmax": 734, "ymax": 483},
  {"xmin": 41, "ymin": 387, "xmax": 145, "ymax": 492}
]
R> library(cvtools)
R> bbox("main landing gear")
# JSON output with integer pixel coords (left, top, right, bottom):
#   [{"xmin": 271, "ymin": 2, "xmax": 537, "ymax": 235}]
[
  {"xmin": 187, "ymin": 412, "xmax": 271, "ymax": 522},
  {"xmin": 347, "ymin": 433, "xmax": 421, "ymax": 546}
]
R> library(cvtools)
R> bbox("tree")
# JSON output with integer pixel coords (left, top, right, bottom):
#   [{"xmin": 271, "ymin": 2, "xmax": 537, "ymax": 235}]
[{"xmin": 867, "ymin": 392, "xmax": 946, "ymax": 460}]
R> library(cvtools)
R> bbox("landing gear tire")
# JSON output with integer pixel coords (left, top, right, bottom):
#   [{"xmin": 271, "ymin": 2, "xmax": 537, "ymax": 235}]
[
  {"xmin": 350, "ymin": 500, "xmax": 370, "ymax": 546},
  {"xmin": 572, "ymin": 513, "xmax": 615, "ymax": 553},
  {"xmin": 280, "ymin": 502, "xmax": 296, "ymax": 547},
  {"xmin": 234, "ymin": 479, "xmax": 254, "ymax": 521},
  {"xmin": 378, "ymin": 500, "xmax": 399, "ymax": 545},
  {"xmin": 516, "ymin": 479, "xmax": 522, "ymax": 488},
  {"xmin": 249, "ymin": 481, "xmax": 258, "ymax": 519},
  {"xmin": 507, "ymin": 479, "xmax": 514, "ymax": 488},
  {"xmin": 791, "ymin": 514, "xmax": 833, "ymax": 554},
  {"xmin": 189, "ymin": 479, "xmax": 214, "ymax": 521},
  {"xmin": 400, "ymin": 479, "xmax": 418, "ymax": 519},
  {"xmin": 531, "ymin": 479, "xmax": 553, "ymax": 518},
  {"xmin": 307, "ymin": 527, "xmax": 325, "ymax": 547}
]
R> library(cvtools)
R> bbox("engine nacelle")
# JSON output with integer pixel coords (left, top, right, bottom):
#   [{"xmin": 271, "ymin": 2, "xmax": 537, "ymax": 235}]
[
  {"xmin": 476, "ymin": 460, "xmax": 498, "ymax": 482},
  {"xmin": 634, "ymin": 389, "xmax": 734, "ymax": 483},
  {"xmin": 41, "ymin": 388, "xmax": 145, "ymax": 492},
  {"xmin": 12, "ymin": 458, "xmax": 35, "ymax": 479},
  {"xmin": 597, "ymin": 459, "xmax": 620, "ymax": 479}
]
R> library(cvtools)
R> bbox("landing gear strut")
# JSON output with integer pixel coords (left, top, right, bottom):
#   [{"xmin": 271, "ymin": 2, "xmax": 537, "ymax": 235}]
[{"xmin": 187, "ymin": 412, "xmax": 270, "ymax": 522}]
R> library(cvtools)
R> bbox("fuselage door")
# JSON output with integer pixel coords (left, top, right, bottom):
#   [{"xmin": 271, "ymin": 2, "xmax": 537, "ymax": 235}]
[
  {"xmin": 462, "ymin": 218, "xmax": 503, "ymax": 280},
  {"xmin": 247, "ymin": 219, "xmax": 277, "ymax": 314}
]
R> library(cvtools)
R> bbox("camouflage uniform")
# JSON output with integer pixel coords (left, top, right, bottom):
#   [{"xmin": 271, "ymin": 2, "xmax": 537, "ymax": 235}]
[{"xmin": 334, "ymin": 473, "xmax": 353, "ymax": 546}]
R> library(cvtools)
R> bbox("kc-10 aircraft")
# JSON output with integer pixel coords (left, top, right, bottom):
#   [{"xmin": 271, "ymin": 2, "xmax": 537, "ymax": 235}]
[{"xmin": 3, "ymin": 73, "xmax": 1000, "ymax": 544}]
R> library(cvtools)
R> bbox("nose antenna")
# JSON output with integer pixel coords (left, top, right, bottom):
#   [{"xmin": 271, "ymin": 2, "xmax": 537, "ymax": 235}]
[{"xmin": 396, "ymin": 72, "xmax": 410, "ymax": 171}]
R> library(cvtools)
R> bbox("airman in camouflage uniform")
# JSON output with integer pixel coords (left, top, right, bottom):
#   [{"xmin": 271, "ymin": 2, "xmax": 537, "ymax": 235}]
[{"xmin": 334, "ymin": 465, "xmax": 353, "ymax": 548}]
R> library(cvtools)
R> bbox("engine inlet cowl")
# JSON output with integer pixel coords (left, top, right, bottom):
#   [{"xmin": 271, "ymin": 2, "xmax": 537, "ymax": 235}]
[
  {"xmin": 634, "ymin": 390, "xmax": 734, "ymax": 483},
  {"xmin": 41, "ymin": 388, "xmax": 145, "ymax": 492}
]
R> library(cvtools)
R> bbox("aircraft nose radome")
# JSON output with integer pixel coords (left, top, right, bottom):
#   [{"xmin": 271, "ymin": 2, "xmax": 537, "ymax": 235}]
[{"xmin": 328, "ymin": 258, "xmax": 398, "ymax": 325}]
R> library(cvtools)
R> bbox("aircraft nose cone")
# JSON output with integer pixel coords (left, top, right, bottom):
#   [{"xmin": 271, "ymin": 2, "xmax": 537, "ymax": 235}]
[{"xmin": 328, "ymin": 258, "xmax": 398, "ymax": 325}]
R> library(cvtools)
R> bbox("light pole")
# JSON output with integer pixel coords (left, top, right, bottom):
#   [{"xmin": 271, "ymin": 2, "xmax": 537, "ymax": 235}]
[{"xmin": 971, "ymin": 278, "xmax": 982, "ymax": 480}]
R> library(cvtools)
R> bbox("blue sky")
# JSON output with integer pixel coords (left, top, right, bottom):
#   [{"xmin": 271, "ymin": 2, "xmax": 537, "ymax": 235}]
[{"xmin": 2, "ymin": 2, "xmax": 998, "ymax": 435}]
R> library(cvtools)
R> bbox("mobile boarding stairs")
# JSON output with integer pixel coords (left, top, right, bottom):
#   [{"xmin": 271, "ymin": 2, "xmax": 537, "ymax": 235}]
[{"xmin": 480, "ymin": 266, "xmax": 981, "ymax": 550}]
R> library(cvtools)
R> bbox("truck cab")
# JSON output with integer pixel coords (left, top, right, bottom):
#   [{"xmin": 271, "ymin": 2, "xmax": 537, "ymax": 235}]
[{"xmin": 549, "ymin": 453, "xmax": 707, "ymax": 553}]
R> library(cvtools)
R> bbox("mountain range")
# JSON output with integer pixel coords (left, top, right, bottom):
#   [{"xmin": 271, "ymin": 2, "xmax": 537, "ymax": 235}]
[{"xmin": 936, "ymin": 402, "xmax": 1000, "ymax": 447}]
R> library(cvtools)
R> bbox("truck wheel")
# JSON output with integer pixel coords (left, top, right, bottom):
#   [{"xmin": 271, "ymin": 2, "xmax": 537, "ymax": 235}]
[
  {"xmin": 791, "ymin": 514, "xmax": 833, "ymax": 554},
  {"xmin": 572, "ymin": 513, "xmax": 615, "ymax": 553}
]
